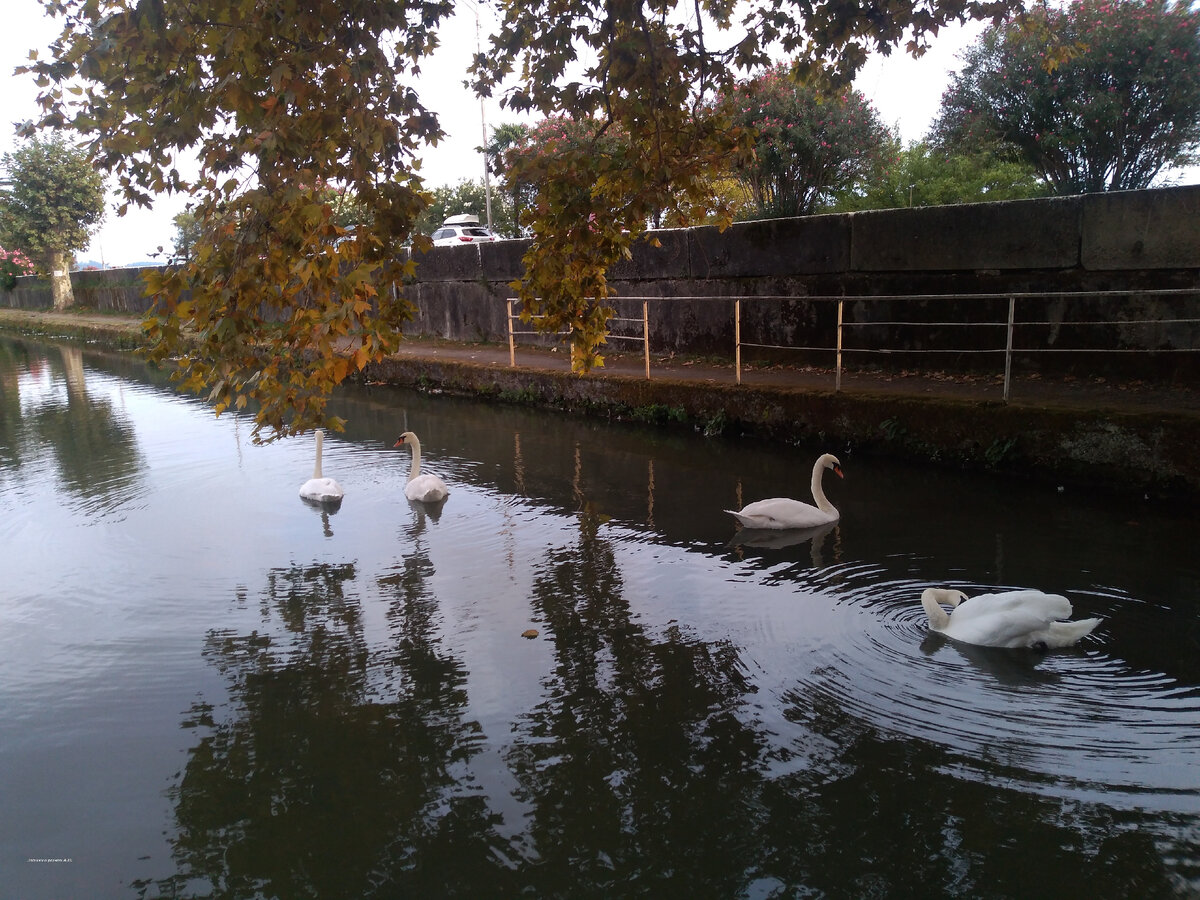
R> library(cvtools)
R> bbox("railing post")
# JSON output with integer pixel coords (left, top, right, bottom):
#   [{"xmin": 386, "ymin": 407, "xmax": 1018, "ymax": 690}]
[
  {"xmin": 507, "ymin": 299, "xmax": 516, "ymax": 368},
  {"xmin": 642, "ymin": 299, "xmax": 651, "ymax": 380},
  {"xmin": 835, "ymin": 298, "xmax": 844, "ymax": 392},
  {"xmin": 1003, "ymin": 295, "xmax": 1015, "ymax": 403},
  {"xmin": 735, "ymin": 298, "xmax": 742, "ymax": 385}
]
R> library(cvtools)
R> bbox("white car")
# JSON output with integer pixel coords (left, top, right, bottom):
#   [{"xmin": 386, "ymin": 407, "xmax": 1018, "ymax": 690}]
[{"xmin": 431, "ymin": 214, "xmax": 496, "ymax": 247}]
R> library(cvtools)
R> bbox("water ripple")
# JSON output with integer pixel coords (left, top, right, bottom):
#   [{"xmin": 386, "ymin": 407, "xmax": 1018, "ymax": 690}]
[{"xmin": 770, "ymin": 574, "xmax": 1200, "ymax": 805}]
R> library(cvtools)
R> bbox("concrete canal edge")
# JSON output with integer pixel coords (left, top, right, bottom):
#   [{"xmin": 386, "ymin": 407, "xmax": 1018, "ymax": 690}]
[
  {"xmin": 2, "ymin": 308, "xmax": 1197, "ymax": 505},
  {"xmin": 363, "ymin": 354, "xmax": 1200, "ymax": 506}
]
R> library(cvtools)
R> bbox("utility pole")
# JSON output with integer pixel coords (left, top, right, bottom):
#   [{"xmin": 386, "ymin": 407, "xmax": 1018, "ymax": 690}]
[{"xmin": 466, "ymin": 0, "xmax": 494, "ymax": 230}]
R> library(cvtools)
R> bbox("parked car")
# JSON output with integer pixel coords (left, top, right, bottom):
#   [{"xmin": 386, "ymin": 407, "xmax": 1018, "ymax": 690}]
[{"xmin": 431, "ymin": 214, "xmax": 496, "ymax": 247}]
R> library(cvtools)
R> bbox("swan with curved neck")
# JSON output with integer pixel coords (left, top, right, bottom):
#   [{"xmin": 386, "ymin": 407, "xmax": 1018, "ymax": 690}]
[
  {"xmin": 298, "ymin": 429, "xmax": 344, "ymax": 503},
  {"xmin": 921, "ymin": 587, "xmax": 1101, "ymax": 649},
  {"xmin": 395, "ymin": 431, "xmax": 449, "ymax": 503},
  {"xmin": 725, "ymin": 453, "xmax": 843, "ymax": 529}
]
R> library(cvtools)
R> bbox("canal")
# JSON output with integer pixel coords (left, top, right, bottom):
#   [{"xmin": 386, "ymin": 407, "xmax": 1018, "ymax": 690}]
[{"xmin": 1, "ymin": 334, "xmax": 1197, "ymax": 898}]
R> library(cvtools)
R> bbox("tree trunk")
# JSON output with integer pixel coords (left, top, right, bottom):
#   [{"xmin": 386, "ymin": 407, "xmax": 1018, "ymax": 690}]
[{"xmin": 49, "ymin": 250, "xmax": 74, "ymax": 310}]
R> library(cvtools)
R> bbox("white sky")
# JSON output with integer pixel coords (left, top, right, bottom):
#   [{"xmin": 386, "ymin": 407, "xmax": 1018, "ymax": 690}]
[{"xmin": 2, "ymin": 1, "xmax": 1194, "ymax": 266}]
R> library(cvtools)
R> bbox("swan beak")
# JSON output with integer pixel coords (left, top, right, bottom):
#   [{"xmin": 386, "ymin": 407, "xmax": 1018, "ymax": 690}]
[
  {"xmin": 393, "ymin": 438, "xmax": 404, "ymax": 448},
  {"xmin": 833, "ymin": 464, "xmax": 844, "ymax": 479}
]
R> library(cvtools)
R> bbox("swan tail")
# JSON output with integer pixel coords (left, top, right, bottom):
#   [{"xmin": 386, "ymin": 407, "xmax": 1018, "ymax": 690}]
[
  {"xmin": 1041, "ymin": 618, "xmax": 1102, "ymax": 648},
  {"xmin": 726, "ymin": 509, "xmax": 773, "ymax": 529}
]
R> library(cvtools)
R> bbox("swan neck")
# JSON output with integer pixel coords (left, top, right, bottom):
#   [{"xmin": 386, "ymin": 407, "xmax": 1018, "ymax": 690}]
[
  {"xmin": 811, "ymin": 462, "xmax": 834, "ymax": 513},
  {"xmin": 313, "ymin": 430, "xmax": 324, "ymax": 479},
  {"xmin": 921, "ymin": 590, "xmax": 951, "ymax": 630},
  {"xmin": 407, "ymin": 437, "xmax": 422, "ymax": 482}
]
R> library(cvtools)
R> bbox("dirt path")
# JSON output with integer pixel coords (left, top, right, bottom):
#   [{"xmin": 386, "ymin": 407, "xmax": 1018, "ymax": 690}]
[{"xmin": 4, "ymin": 307, "xmax": 1198, "ymax": 418}]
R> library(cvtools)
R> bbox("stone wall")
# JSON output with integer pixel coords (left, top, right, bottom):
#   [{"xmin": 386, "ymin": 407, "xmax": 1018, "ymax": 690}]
[
  {"xmin": 4, "ymin": 185, "xmax": 1198, "ymax": 369},
  {"xmin": 406, "ymin": 184, "xmax": 1200, "ymax": 373},
  {"xmin": 3, "ymin": 265, "xmax": 157, "ymax": 313}
]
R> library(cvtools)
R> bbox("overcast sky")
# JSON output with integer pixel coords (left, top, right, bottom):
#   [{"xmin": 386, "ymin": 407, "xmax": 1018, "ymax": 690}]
[{"xmin": 2, "ymin": 1, "xmax": 1193, "ymax": 266}]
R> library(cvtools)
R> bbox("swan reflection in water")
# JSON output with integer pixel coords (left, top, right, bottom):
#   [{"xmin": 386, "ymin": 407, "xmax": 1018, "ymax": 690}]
[
  {"xmin": 407, "ymin": 495, "xmax": 447, "ymax": 524},
  {"xmin": 300, "ymin": 505, "xmax": 338, "ymax": 538},
  {"xmin": 919, "ymin": 630, "xmax": 1069, "ymax": 686},
  {"xmin": 728, "ymin": 520, "xmax": 839, "ymax": 564}
]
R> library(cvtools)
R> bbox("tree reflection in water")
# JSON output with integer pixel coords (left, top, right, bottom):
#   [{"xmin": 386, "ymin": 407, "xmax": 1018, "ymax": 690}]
[
  {"xmin": 2, "ymin": 333, "xmax": 1195, "ymax": 898},
  {"xmin": 138, "ymin": 497, "xmax": 778, "ymax": 898},
  {"xmin": 142, "ymin": 557, "xmax": 513, "ymax": 898},
  {"xmin": 506, "ymin": 502, "xmax": 770, "ymax": 897},
  {"xmin": 3, "ymin": 340, "xmax": 145, "ymax": 511},
  {"xmin": 767, "ymin": 678, "xmax": 1185, "ymax": 897},
  {"xmin": 131, "ymin": 458, "xmax": 1193, "ymax": 899}
]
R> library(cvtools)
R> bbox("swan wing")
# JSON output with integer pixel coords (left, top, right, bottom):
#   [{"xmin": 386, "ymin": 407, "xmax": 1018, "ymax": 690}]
[
  {"xmin": 406, "ymin": 473, "xmax": 449, "ymax": 503},
  {"xmin": 300, "ymin": 477, "xmax": 344, "ymax": 503},
  {"xmin": 945, "ymin": 591, "xmax": 1077, "ymax": 648},
  {"xmin": 960, "ymin": 595, "xmax": 1075, "ymax": 624},
  {"xmin": 725, "ymin": 497, "xmax": 837, "ymax": 530},
  {"xmin": 1040, "ymin": 618, "xmax": 1102, "ymax": 648}
]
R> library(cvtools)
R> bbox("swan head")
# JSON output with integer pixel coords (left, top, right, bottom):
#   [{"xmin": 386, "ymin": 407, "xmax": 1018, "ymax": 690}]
[
  {"xmin": 922, "ymin": 588, "xmax": 969, "ymax": 609},
  {"xmin": 920, "ymin": 588, "xmax": 968, "ymax": 632},
  {"xmin": 394, "ymin": 431, "xmax": 416, "ymax": 449},
  {"xmin": 818, "ymin": 453, "xmax": 844, "ymax": 479}
]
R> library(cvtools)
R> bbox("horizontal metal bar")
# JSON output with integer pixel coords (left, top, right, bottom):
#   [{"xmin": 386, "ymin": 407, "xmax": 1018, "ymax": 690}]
[
  {"xmin": 1015, "ymin": 318, "xmax": 1200, "ymax": 327},
  {"xmin": 597, "ymin": 288, "xmax": 1200, "ymax": 303},
  {"xmin": 841, "ymin": 347, "xmax": 1007, "ymax": 355},
  {"xmin": 1012, "ymin": 346, "xmax": 1200, "ymax": 354},
  {"xmin": 739, "ymin": 341, "xmax": 836, "ymax": 353},
  {"xmin": 840, "ymin": 321, "xmax": 1008, "ymax": 328}
]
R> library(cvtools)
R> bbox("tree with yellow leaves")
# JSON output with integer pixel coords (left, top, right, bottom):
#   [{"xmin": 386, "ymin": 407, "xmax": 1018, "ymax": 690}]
[{"xmin": 24, "ymin": 0, "xmax": 1026, "ymax": 439}]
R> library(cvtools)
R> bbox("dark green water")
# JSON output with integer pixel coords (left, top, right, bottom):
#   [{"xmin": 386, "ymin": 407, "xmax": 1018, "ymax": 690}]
[{"xmin": 1, "ymin": 334, "xmax": 1197, "ymax": 899}]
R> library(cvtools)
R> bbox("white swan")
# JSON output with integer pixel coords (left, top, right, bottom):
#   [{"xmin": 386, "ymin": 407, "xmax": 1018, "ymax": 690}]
[
  {"xmin": 395, "ymin": 431, "xmax": 449, "ymax": 503},
  {"xmin": 298, "ymin": 429, "xmax": 345, "ymax": 503},
  {"xmin": 921, "ymin": 587, "xmax": 1102, "ymax": 649},
  {"xmin": 725, "ymin": 453, "xmax": 843, "ymax": 529}
]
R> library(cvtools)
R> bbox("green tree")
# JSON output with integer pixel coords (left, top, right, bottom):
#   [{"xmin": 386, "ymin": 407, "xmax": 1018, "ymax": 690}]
[
  {"xmin": 414, "ymin": 180, "xmax": 518, "ymax": 240},
  {"xmin": 725, "ymin": 64, "xmax": 895, "ymax": 218},
  {"xmin": 931, "ymin": 0, "xmax": 1200, "ymax": 194},
  {"xmin": 25, "ymin": 0, "xmax": 1030, "ymax": 438},
  {"xmin": 0, "ymin": 132, "xmax": 106, "ymax": 309},
  {"xmin": 485, "ymin": 122, "xmax": 538, "ymax": 238},
  {"xmin": 169, "ymin": 210, "xmax": 200, "ymax": 263},
  {"xmin": 825, "ymin": 139, "xmax": 1049, "ymax": 211}
]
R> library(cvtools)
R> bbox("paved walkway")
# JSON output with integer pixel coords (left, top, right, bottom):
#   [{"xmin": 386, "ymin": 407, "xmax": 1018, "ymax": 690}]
[
  {"xmin": 393, "ymin": 335, "xmax": 1200, "ymax": 417},
  {"xmin": 3, "ymin": 308, "xmax": 1198, "ymax": 417}
]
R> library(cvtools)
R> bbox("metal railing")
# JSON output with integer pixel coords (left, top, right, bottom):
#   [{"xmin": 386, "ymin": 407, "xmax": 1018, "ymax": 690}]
[
  {"xmin": 506, "ymin": 299, "xmax": 569, "ymax": 368},
  {"xmin": 828, "ymin": 289, "xmax": 1200, "ymax": 401},
  {"xmin": 506, "ymin": 290, "xmax": 1200, "ymax": 400},
  {"xmin": 507, "ymin": 298, "xmax": 652, "ymax": 378}
]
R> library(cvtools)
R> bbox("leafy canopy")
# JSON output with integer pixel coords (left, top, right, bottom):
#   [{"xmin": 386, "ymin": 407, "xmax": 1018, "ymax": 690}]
[
  {"xmin": 24, "ymin": 0, "xmax": 1027, "ymax": 438},
  {"xmin": 0, "ymin": 132, "xmax": 106, "ymax": 269},
  {"xmin": 824, "ymin": 138, "xmax": 1048, "ymax": 211},
  {"xmin": 931, "ymin": 0, "xmax": 1200, "ymax": 194},
  {"xmin": 724, "ymin": 64, "xmax": 894, "ymax": 218},
  {"xmin": 27, "ymin": 0, "xmax": 450, "ymax": 439}
]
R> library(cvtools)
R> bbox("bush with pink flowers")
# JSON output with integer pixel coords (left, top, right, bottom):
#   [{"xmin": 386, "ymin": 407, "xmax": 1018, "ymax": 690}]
[{"xmin": 0, "ymin": 246, "xmax": 36, "ymax": 290}]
